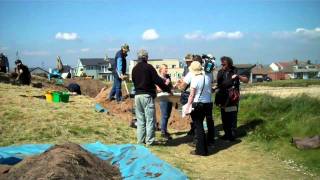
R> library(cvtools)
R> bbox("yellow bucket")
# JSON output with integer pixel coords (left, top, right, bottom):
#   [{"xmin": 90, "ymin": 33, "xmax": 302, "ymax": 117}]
[{"xmin": 45, "ymin": 91, "xmax": 53, "ymax": 102}]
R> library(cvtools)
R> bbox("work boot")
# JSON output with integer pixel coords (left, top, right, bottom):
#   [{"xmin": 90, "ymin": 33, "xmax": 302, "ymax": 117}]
[{"xmin": 161, "ymin": 132, "xmax": 172, "ymax": 140}]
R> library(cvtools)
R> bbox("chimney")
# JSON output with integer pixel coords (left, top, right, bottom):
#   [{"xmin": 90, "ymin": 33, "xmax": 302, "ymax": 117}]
[{"xmin": 294, "ymin": 59, "xmax": 298, "ymax": 65}]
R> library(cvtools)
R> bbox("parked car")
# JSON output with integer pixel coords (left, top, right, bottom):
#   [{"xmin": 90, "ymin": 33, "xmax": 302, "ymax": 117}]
[{"xmin": 263, "ymin": 76, "xmax": 272, "ymax": 82}]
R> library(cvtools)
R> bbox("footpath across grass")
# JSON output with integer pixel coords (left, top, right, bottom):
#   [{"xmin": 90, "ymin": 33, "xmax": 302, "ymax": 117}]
[{"xmin": 237, "ymin": 94, "xmax": 320, "ymax": 174}]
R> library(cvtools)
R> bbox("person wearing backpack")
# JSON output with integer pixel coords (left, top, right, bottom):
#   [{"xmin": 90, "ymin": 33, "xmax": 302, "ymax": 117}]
[
  {"xmin": 108, "ymin": 44, "xmax": 130, "ymax": 102},
  {"xmin": 184, "ymin": 61, "xmax": 215, "ymax": 156},
  {"xmin": 215, "ymin": 56, "xmax": 248, "ymax": 141}
]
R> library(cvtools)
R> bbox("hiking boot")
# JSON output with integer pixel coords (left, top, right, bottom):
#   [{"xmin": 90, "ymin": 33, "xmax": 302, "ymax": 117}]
[
  {"xmin": 161, "ymin": 132, "xmax": 172, "ymax": 140},
  {"xmin": 106, "ymin": 97, "xmax": 115, "ymax": 102},
  {"xmin": 220, "ymin": 135, "xmax": 236, "ymax": 141},
  {"xmin": 190, "ymin": 150, "xmax": 208, "ymax": 156},
  {"xmin": 129, "ymin": 119, "xmax": 137, "ymax": 128}
]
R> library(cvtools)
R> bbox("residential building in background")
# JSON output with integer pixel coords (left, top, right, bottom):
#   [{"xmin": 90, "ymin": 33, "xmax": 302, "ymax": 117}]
[
  {"xmin": 251, "ymin": 64, "xmax": 269, "ymax": 82},
  {"xmin": 74, "ymin": 58, "xmax": 114, "ymax": 81},
  {"xmin": 269, "ymin": 60, "xmax": 320, "ymax": 80},
  {"xmin": 29, "ymin": 67, "xmax": 49, "ymax": 77},
  {"xmin": 234, "ymin": 64, "xmax": 254, "ymax": 83},
  {"xmin": 129, "ymin": 58, "xmax": 184, "ymax": 81}
]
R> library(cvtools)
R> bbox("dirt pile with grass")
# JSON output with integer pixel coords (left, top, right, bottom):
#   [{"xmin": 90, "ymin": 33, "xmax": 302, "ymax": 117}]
[
  {"xmin": 64, "ymin": 78, "xmax": 108, "ymax": 98},
  {"xmin": 95, "ymin": 87, "xmax": 191, "ymax": 131},
  {"xmin": 0, "ymin": 142, "xmax": 121, "ymax": 180}
]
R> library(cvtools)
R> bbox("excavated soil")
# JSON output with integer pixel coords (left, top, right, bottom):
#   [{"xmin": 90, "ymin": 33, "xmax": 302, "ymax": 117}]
[
  {"xmin": 0, "ymin": 142, "xmax": 121, "ymax": 180},
  {"xmin": 1, "ymin": 72, "xmax": 190, "ymax": 130},
  {"xmin": 95, "ymin": 87, "xmax": 191, "ymax": 131}
]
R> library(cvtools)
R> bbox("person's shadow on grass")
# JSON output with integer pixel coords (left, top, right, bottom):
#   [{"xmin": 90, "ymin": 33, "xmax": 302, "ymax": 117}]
[{"xmin": 164, "ymin": 118, "xmax": 264, "ymax": 155}]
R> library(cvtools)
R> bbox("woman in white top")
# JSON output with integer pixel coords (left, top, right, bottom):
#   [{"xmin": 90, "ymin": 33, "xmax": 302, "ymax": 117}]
[
  {"xmin": 157, "ymin": 64, "xmax": 173, "ymax": 140},
  {"xmin": 185, "ymin": 61, "xmax": 214, "ymax": 156}
]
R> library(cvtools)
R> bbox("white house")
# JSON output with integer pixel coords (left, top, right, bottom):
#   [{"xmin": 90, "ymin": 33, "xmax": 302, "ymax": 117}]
[{"xmin": 74, "ymin": 58, "xmax": 114, "ymax": 81}]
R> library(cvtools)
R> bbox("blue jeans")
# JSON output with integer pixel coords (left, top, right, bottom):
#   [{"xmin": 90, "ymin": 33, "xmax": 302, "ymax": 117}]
[
  {"xmin": 135, "ymin": 94, "xmax": 156, "ymax": 145},
  {"xmin": 109, "ymin": 73, "xmax": 122, "ymax": 101},
  {"xmin": 159, "ymin": 100, "xmax": 172, "ymax": 134}
]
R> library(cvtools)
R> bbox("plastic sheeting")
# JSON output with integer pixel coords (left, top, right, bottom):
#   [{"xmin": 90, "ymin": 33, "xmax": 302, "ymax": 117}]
[{"xmin": 0, "ymin": 142, "xmax": 188, "ymax": 180}]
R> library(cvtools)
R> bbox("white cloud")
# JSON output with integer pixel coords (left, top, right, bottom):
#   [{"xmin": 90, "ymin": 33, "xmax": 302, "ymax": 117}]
[
  {"xmin": 142, "ymin": 29, "xmax": 159, "ymax": 40},
  {"xmin": 55, "ymin": 32, "xmax": 79, "ymax": 41},
  {"xmin": 184, "ymin": 31, "xmax": 244, "ymax": 40},
  {"xmin": 107, "ymin": 48, "xmax": 118, "ymax": 52},
  {"xmin": 80, "ymin": 48, "xmax": 90, "ymax": 52},
  {"xmin": 184, "ymin": 31, "xmax": 204, "ymax": 40},
  {"xmin": 272, "ymin": 27, "xmax": 320, "ymax": 39},
  {"xmin": 22, "ymin": 51, "xmax": 49, "ymax": 56}
]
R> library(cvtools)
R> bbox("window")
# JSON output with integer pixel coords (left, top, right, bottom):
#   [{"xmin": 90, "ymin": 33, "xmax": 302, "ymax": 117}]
[
  {"xmin": 172, "ymin": 65, "xmax": 176, "ymax": 69},
  {"xmin": 101, "ymin": 65, "xmax": 107, "ymax": 72}
]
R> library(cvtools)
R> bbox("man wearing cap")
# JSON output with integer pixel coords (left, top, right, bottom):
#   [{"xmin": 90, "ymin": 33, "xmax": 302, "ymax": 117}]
[
  {"xmin": 182, "ymin": 54, "xmax": 193, "ymax": 77},
  {"xmin": 108, "ymin": 44, "xmax": 130, "ymax": 102},
  {"xmin": 132, "ymin": 49, "xmax": 171, "ymax": 146},
  {"xmin": 14, "ymin": 59, "xmax": 31, "ymax": 85}
]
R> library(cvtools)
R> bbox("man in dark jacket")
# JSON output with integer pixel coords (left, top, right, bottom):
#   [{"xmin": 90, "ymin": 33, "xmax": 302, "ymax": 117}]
[
  {"xmin": 15, "ymin": 59, "xmax": 31, "ymax": 85},
  {"xmin": 215, "ymin": 56, "xmax": 248, "ymax": 141},
  {"xmin": 108, "ymin": 44, "xmax": 130, "ymax": 102},
  {"xmin": 0, "ymin": 53, "xmax": 9, "ymax": 73},
  {"xmin": 132, "ymin": 49, "xmax": 171, "ymax": 146}
]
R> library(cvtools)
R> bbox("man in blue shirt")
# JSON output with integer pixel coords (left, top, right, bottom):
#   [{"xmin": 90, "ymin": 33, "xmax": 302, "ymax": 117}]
[{"xmin": 108, "ymin": 44, "xmax": 130, "ymax": 102}]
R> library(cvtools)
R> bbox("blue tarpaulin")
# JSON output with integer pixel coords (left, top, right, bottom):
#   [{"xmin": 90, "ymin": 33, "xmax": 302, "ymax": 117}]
[{"xmin": 0, "ymin": 142, "xmax": 188, "ymax": 180}]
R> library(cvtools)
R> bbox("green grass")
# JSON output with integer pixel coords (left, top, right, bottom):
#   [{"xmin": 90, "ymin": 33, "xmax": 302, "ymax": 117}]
[
  {"xmin": 237, "ymin": 94, "xmax": 320, "ymax": 174},
  {"xmin": 246, "ymin": 79, "xmax": 320, "ymax": 87},
  {"xmin": 0, "ymin": 83, "xmax": 317, "ymax": 179}
]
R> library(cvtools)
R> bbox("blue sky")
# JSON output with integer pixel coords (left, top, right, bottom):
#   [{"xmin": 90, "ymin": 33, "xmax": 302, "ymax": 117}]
[{"xmin": 0, "ymin": 0, "xmax": 319, "ymax": 68}]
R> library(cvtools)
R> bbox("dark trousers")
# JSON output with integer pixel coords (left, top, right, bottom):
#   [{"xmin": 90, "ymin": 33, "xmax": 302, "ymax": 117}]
[
  {"xmin": 0, "ymin": 66, "xmax": 7, "ymax": 73},
  {"xmin": 191, "ymin": 103, "xmax": 214, "ymax": 155},
  {"xmin": 109, "ymin": 74, "xmax": 122, "ymax": 101},
  {"xmin": 190, "ymin": 103, "xmax": 215, "ymax": 141},
  {"xmin": 159, "ymin": 100, "xmax": 172, "ymax": 134},
  {"xmin": 221, "ymin": 108, "xmax": 238, "ymax": 139}
]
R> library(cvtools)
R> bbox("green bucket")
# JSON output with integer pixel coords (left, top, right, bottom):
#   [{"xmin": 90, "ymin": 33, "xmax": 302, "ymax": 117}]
[
  {"xmin": 60, "ymin": 92, "xmax": 70, "ymax": 103},
  {"xmin": 52, "ymin": 91, "xmax": 62, "ymax": 103}
]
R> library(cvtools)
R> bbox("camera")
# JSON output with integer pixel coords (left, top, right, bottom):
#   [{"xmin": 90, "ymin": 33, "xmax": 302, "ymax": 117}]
[{"xmin": 202, "ymin": 54, "xmax": 216, "ymax": 73}]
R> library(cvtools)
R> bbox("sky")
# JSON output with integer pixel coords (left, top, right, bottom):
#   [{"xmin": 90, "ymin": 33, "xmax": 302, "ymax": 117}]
[{"xmin": 0, "ymin": 0, "xmax": 320, "ymax": 69}]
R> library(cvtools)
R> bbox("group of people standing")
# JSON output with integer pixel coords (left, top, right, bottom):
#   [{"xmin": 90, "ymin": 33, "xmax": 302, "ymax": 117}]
[{"xmin": 108, "ymin": 44, "xmax": 249, "ymax": 156}]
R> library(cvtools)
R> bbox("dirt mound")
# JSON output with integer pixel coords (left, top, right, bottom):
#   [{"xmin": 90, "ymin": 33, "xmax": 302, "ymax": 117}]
[
  {"xmin": 0, "ymin": 142, "xmax": 121, "ymax": 180},
  {"xmin": 96, "ymin": 87, "xmax": 191, "ymax": 131},
  {"xmin": 64, "ymin": 78, "xmax": 108, "ymax": 98}
]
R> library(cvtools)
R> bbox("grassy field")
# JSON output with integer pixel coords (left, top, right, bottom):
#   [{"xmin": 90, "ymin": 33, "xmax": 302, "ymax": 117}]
[
  {"xmin": 246, "ymin": 79, "xmax": 320, "ymax": 87},
  {"xmin": 238, "ymin": 94, "xmax": 320, "ymax": 174},
  {"xmin": 0, "ymin": 82, "xmax": 318, "ymax": 179}
]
